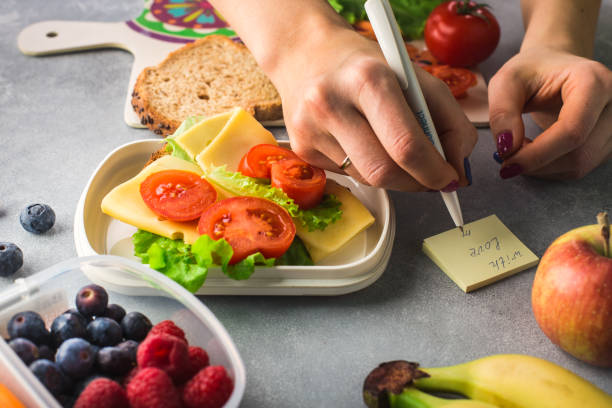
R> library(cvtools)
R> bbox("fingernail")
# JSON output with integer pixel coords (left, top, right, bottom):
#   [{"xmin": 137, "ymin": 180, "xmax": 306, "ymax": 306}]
[
  {"xmin": 463, "ymin": 158, "xmax": 472, "ymax": 186},
  {"xmin": 493, "ymin": 151, "xmax": 503, "ymax": 164},
  {"xmin": 441, "ymin": 180, "xmax": 459, "ymax": 192},
  {"xmin": 496, "ymin": 130, "xmax": 513, "ymax": 157},
  {"xmin": 500, "ymin": 163, "xmax": 523, "ymax": 179}
]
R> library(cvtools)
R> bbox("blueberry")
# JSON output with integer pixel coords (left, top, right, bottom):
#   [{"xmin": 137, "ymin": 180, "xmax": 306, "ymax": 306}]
[
  {"xmin": 19, "ymin": 203, "xmax": 56, "ymax": 234},
  {"xmin": 120, "ymin": 312, "xmax": 152, "ymax": 341},
  {"xmin": 0, "ymin": 242, "xmax": 23, "ymax": 277},
  {"xmin": 103, "ymin": 304, "xmax": 126, "ymax": 323},
  {"xmin": 30, "ymin": 359, "xmax": 69, "ymax": 396},
  {"xmin": 63, "ymin": 308, "xmax": 90, "ymax": 327},
  {"xmin": 96, "ymin": 346, "xmax": 133, "ymax": 376},
  {"xmin": 75, "ymin": 284, "xmax": 108, "ymax": 318},
  {"xmin": 38, "ymin": 344, "xmax": 55, "ymax": 361},
  {"xmin": 7, "ymin": 311, "xmax": 51, "ymax": 345},
  {"xmin": 9, "ymin": 337, "xmax": 40, "ymax": 365},
  {"xmin": 87, "ymin": 317, "xmax": 122, "ymax": 347},
  {"xmin": 117, "ymin": 339, "xmax": 139, "ymax": 364},
  {"xmin": 51, "ymin": 313, "xmax": 88, "ymax": 348},
  {"xmin": 55, "ymin": 338, "xmax": 96, "ymax": 379}
]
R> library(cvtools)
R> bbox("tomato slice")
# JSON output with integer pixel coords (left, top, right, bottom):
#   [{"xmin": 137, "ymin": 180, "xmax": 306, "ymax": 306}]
[
  {"xmin": 428, "ymin": 65, "xmax": 477, "ymax": 98},
  {"xmin": 140, "ymin": 170, "xmax": 217, "ymax": 222},
  {"xmin": 239, "ymin": 144, "xmax": 299, "ymax": 179},
  {"xmin": 197, "ymin": 196, "xmax": 296, "ymax": 264},
  {"xmin": 270, "ymin": 158, "xmax": 326, "ymax": 210}
]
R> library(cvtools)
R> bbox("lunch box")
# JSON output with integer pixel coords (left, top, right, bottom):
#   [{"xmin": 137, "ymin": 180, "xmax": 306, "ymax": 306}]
[
  {"xmin": 74, "ymin": 139, "xmax": 396, "ymax": 296},
  {"xmin": 0, "ymin": 255, "xmax": 246, "ymax": 407}
]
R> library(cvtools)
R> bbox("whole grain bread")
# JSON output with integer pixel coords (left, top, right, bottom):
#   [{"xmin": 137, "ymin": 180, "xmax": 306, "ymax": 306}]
[{"xmin": 132, "ymin": 35, "xmax": 282, "ymax": 137}]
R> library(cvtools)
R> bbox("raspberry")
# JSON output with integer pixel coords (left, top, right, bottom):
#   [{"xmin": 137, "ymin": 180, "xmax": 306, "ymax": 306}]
[
  {"xmin": 74, "ymin": 378, "xmax": 129, "ymax": 408},
  {"xmin": 177, "ymin": 345, "xmax": 211, "ymax": 383},
  {"xmin": 149, "ymin": 320, "xmax": 187, "ymax": 343},
  {"xmin": 127, "ymin": 367, "xmax": 182, "ymax": 408},
  {"xmin": 137, "ymin": 333, "xmax": 189, "ymax": 382},
  {"xmin": 182, "ymin": 366, "xmax": 234, "ymax": 408}
]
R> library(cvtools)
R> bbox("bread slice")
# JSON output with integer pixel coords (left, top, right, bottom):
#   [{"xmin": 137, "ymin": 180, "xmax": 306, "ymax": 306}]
[{"xmin": 132, "ymin": 35, "xmax": 282, "ymax": 136}]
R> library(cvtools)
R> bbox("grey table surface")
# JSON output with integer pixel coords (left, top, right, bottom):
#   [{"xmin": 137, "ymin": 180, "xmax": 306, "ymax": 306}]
[{"xmin": 1, "ymin": 0, "xmax": 611, "ymax": 406}]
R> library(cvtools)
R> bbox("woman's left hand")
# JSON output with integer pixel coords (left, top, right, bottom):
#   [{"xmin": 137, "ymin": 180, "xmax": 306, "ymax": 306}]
[{"xmin": 487, "ymin": 47, "xmax": 612, "ymax": 179}]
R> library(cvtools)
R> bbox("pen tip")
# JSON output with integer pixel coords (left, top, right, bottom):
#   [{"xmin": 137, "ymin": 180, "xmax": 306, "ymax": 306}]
[{"xmin": 459, "ymin": 226, "xmax": 464, "ymax": 233}]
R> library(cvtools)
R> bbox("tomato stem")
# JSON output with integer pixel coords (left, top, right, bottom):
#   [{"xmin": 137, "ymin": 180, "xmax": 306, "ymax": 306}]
[{"xmin": 455, "ymin": 1, "xmax": 492, "ymax": 25}]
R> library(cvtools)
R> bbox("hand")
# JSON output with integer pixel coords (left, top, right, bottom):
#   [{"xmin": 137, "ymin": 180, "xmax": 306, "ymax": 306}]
[
  {"xmin": 268, "ymin": 27, "xmax": 477, "ymax": 191},
  {"xmin": 488, "ymin": 47, "xmax": 612, "ymax": 179}
]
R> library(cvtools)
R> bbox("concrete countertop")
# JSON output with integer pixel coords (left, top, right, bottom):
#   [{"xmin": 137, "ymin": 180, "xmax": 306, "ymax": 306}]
[{"xmin": 0, "ymin": 1, "xmax": 611, "ymax": 406}]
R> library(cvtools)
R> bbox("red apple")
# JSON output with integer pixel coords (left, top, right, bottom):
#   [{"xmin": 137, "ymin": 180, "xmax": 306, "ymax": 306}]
[{"xmin": 532, "ymin": 223, "xmax": 612, "ymax": 367}]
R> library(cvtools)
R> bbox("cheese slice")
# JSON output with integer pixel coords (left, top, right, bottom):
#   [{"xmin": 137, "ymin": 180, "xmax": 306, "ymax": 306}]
[
  {"xmin": 101, "ymin": 155, "xmax": 219, "ymax": 245},
  {"xmin": 196, "ymin": 108, "xmax": 277, "ymax": 172},
  {"xmin": 174, "ymin": 111, "xmax": 234, "ymax": 160},
  {"xmin": 295, "ymin": 180, "xmax": 375, "ymax": 262}
]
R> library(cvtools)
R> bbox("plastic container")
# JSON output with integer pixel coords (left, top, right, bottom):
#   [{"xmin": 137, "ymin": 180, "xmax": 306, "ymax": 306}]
[
  {"xmin": 0, "ymin": 255, "xmax": 245, "ymax": 407},
  {"xmin": 74, "ymin": 139, "xmax": 396, "ymax": 296}
]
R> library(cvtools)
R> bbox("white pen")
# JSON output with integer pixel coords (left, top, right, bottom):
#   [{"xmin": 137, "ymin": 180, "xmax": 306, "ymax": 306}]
[{"xmin": 365, "ymin": 0, "xmax": 465, "ymax": 230}]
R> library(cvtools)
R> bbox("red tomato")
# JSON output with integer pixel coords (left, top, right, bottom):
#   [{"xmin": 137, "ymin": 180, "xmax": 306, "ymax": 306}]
[
  {"xmin": 197, "ymin": 196, "xmax": 295, "ymax": 264},
  {"xmin": 424, "ymin": 1, "xmax": 500, "ymax": 67},
  {"xmin": 270, "ymin": 158, "xmax": 326, "ymax": 210},
  {"xmin": 238, "ymin": 144, "xmax": 299, "ymax": 179},
  {"xmin": 140, "ymin": 170, "xmax": 217, "ymax": 222},
  {"xmin": 428, "ymin": 65, "xmax": 477, "ymax": 98}
]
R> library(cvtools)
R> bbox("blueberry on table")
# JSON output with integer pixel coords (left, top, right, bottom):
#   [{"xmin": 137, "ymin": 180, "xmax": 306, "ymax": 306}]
[
  {"xmin": 103, "ymin": 304, "xmax": 126, "ymax": 323},
  {"xmin": 30, "ymin": 359, "xmax": 69, "ymax": 396},
  {"xmin": 75, "ymin": 284, "xmax": 109, "ymax": 318},
  {"xmin": 9, "ymin": 337, "xmax": 40, "ymax": 365},
  {"xmin": 121, "ymin": 312, "xmax": 152, "ymax": 341},
  {"xmin": 20, "ymin": 203, "xmax": 56, "ymax": 234},
  {"xmin": 7, "ymin": 311, "xmax": 51, "ymax": 345},
  {"xmin": 0, "ymin": 242, "xmax": 23, "ymax": 277},
  {"xmin": 56, "ymin": 338, "xmax": 96, "ymax": 379},
  {"xmin": 51, "ymin": 313, "xmax": 88, "ymax": 348},
  {"xmin": 97, "ymin": 346, "xmax": 134, "ymax": 376},
  {"xmin": 87, "ymin": 317, "xmax": 123, "ymax": 347}
]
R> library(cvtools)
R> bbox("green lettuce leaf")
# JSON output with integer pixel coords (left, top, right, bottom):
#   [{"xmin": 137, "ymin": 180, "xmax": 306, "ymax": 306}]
[
  {"xmin": 163, "ymin": 115, "xmax": 206, "ymax": 163},
  {"xmin": 275, "ymin": 236, "xmax": 314, "ymax": 266},
  {"xmin": 328, "ymin": 0, "xmax": 443, "ymax": 39},
  {"xmin": 328, "ymin": 0, "xmax": 366, "ymax": 23},
  {"xmin": 205, "ymin": 166, "xmax": 342, "ymax": 231},
  {"xmin": 133, "ymin": 230, "xmax": 307, "ymax": 292},
  {"xmin": 164, "ymin": 138, "xmax": 194, "ymax": 163}
]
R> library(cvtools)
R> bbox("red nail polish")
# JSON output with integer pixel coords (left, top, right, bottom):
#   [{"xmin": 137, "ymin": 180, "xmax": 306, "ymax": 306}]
[
  {"xmin": 496, "ymin": 131, "xmax": 513, "ymax": 157},
  {"xmin": 441, "ymin": 180, "xmax": 459, "ymax": 192},
  {"xmin": 500, "ymin": 163, "xmax": 523, "ymax": 179}
]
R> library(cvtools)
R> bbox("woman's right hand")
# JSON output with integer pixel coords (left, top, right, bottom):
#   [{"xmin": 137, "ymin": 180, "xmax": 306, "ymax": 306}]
[{"xmin": 265, "ymin": 22, "xmax": 477, "ymax": 192}]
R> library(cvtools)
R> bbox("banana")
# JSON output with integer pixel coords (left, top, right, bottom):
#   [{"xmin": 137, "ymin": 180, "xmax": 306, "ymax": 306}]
[
  {"xmin": 389, "ymin": 387, "xmax": 500, "ymax": 408},
  {"xmin": 414, "ymin": 354, "xmax": 612, "ymax": 408},
  {"xmin": 363, "ymin": 360, "xmax": 500, "ymax": 408}
]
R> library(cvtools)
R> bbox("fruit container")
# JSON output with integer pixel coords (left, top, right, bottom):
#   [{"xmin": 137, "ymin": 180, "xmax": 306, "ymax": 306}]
[
  {"xmin": 74, "ymin": 139, "xmax": 396, "ymax": 296},
  {"xmin": 0, "ymin": 255, "xmax": 246, "ymax": 407}
]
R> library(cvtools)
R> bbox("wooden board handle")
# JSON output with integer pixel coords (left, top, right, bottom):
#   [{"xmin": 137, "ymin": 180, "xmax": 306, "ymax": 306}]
[{"xmin": 17, "ymin": 21, "xmax": 132, "ymax": 55}]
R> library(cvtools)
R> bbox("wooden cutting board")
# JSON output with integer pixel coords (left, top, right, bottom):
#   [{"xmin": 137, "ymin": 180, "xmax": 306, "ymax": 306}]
[{"xmin": 17, "ymin": 0, "xmax": 489, "ymax": 129}]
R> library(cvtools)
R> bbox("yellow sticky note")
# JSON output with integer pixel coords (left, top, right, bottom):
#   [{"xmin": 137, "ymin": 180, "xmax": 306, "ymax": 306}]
[{"xmin": 423, "ymin": 215, "xmax": 539, "ymax": 292}]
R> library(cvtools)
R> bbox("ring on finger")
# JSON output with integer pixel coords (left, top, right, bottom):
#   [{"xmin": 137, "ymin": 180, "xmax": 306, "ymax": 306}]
[{"xmin": 339, "ymin": 156, "xmax": 352, "ymax": 170}]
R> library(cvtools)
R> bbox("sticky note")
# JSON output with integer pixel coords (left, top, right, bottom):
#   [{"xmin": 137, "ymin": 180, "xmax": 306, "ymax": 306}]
[{"xmin": 423, "ymin": 215, "xmax": 539, "ymax": 292}]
